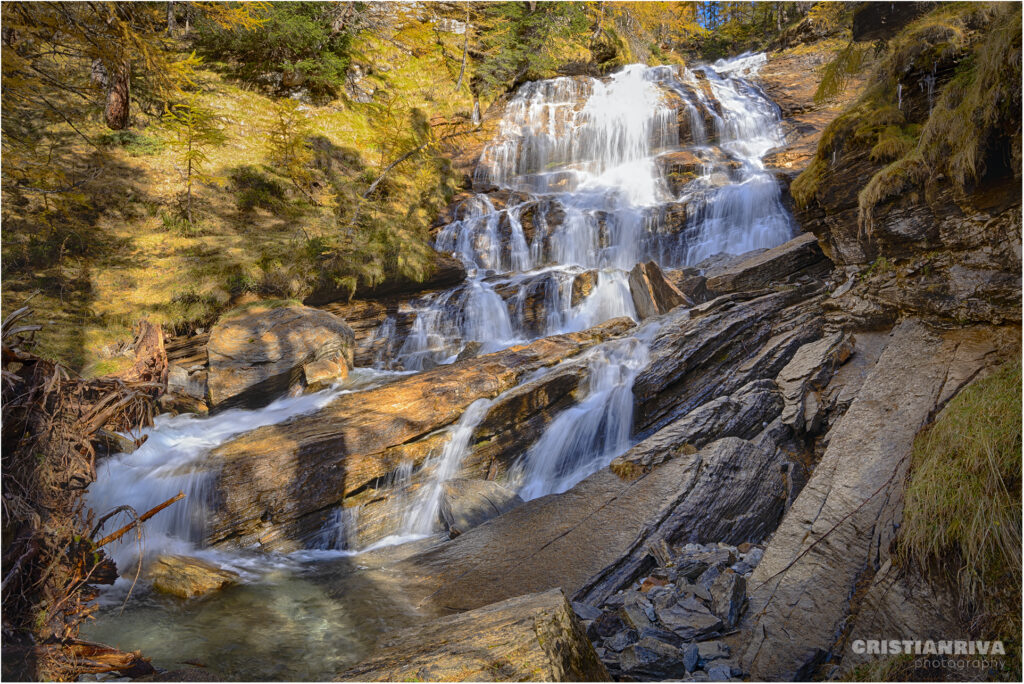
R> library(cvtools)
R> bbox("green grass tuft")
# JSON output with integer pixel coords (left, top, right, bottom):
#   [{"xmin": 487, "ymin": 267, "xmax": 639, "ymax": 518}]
[{"xmin": 898, "ymin": 360, "xmax": 1022, "ymax": 645}]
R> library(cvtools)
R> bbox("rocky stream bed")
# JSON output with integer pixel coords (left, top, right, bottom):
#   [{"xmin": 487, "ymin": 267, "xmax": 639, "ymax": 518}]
[{"xmin": 80, "ymin": 26, "xmax": 1020, "ymax": 683}]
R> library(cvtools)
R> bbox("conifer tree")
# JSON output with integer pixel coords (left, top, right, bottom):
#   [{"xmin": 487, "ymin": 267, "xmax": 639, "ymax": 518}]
[{"xmin": 161, "ymin": 94, "xmax": 226, "ymax": 226}]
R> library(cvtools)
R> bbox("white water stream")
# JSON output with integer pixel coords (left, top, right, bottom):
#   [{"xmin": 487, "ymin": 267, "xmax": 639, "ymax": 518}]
[
  {"xmin": 84, "ymin": 53, "xmax": 796, "ymax": 679},
  {"xmin": 377, "ymin": 54, "xmax": 792, "ymax": 370}
]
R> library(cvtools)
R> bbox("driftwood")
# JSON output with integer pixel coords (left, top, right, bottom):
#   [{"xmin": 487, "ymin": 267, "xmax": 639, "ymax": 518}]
[
  {"xmin": 1, "ymin": 307, "xmax": 171, "ymax": 681},
  {"xmin": 95, "ymin": 492, "xmax": 186, "ymax": 548}
]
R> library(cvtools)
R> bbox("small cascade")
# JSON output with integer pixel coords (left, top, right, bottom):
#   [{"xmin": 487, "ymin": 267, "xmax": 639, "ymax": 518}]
[
  {"xmin": 85, "ymin": 371, "xmax": 398, "ymax": 567},
  {"xmin": 510, "ymin": 332, "xmax": 655, "ymax": 500},
  {"xmin": 399, "ymin": 398, "xmax": 494, "ymax": 535},
  {"xmin": 378, "ymin": 54, "xmax": 794, "ymax": 368}
]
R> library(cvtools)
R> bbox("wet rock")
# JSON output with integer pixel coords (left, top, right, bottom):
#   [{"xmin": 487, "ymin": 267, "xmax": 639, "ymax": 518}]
[
  {"xmin": 618, "ymin": 637, "xmax": 688, "ymax": 680},
  {"xmin": 395, "ymin": 435, "xmax": 721, "ymax": 614},
  {"xmin": 337, "ymin": 588, "xmax": 609, "ymax": 681},
  {"xmin": 461, "ymin": 359, "xmax": 586, "ymax": 480},
  {"xmin": 207, "ymin": 305, "xmax": 354, "ymax": 410},
  {"xmin": 704, "ymin": 233, "xmax": 826, "ymax": 295},
  {"xmin": 629, "ymin": 261, "xmax": 691, "ymax": 319},
  {"xmin": 147, "ymin": 555, "xmax": 239, "ymax": 599},
  {"xmin": 571, "ymin": 270, "xmax": 599, "ymax": 306},
  {"xmin": 743, "ymin": 322, "xmax": 1019, "ymax": 679},
  {"xmin": 709, "ymin": 570, "xmax": 745, "ymax": 628},
  {"xmin": 206, "ymin": 318, "xmax": 634, "ymax": 550},
  {"xmin": 439, "ymin": 479, "xmax": 523, "ymax": 533},
  {"xmin": 611, "ymin": 379, "xmax": 782, "ymax": 473},
  {"xmin": 576, "ymin": 438, "xmax": 788, "ymax": 608},
  {"xmin": 455, "ymin": 340, "xmax": 483, "ymax": 361},
  {"xmin": 666, "ymin": 268, "xmax": 709, "ymax": 304}
]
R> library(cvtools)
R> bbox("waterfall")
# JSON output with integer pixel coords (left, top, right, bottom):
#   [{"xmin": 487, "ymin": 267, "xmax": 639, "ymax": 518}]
[
  {"xmin": 511, "ymin": 334, "xmax": 654, "ymax": 500},
  {"xmin": 399, "ymin": 398, "xmax": 494, "ymax": 535},
  {"xmin": 84, "ymin": 371, "xmax": 399, "ymax": 567},
  {"xmin": 89, "ymin": 53, "xmax": 798, "ymax": 560},
  {"xmin": 380, "ymin": 55, "xmax": 794, "ymax": 370}
]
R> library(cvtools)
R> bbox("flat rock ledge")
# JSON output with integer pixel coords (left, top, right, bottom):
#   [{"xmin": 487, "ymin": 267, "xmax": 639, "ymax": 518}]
[{"xmin": 337, "ymin": 588, "xmax": 609, "ymax": 682}]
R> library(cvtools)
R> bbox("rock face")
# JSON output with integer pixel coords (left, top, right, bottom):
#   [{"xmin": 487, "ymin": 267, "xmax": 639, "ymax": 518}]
[
  {"xmin": 634, "ymin": 284, "xmax": 827, "ymax": 436},
  {"xmin": 206, "ymin": 305, "xmax": 354, "ymax": 410},
  {"xmin": 395, "ymin": 437, "xmax": 790, "ymax": 618},
  {"xmin": 629, "ymin": 261, "xmax": 691, "ymax": 319},
  {"xmin": 147, "ymin": 555, "xmax": 239, "ymax": 599},
  {"xmin": 440, "ymin": 479, "xmax": 523, "ymax": 535},
  {"xmin": 839, "ymin": 560, "xmax": 961, "ymax": 674},
  {"xmin": 575, "ymin": 437, "xmax": 790, "ymax": 610},
  {"xmin": 610, "ymin": 380, "xmax": 782, "ymax": 474},
  {"xmin": 774, "ymin": 331, "xmax": 854, "ymax": 433},
  {"xmin": 337, "ymin": 589, "xmax": 609, "ymax": 682},
  {"xmin": 742, "ymin": 321, "xmax": 1018, "ymax": 680},
  {"xmin": 204, "ymin": 318, "xmax": 634, "ymax": 551},
  {"xmin": 704, "ymin": 233, "xmax": 826, "ymax": 295}
]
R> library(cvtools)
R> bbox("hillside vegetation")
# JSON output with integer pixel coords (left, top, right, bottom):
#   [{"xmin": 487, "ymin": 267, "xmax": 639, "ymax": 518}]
[{"xmin": 1, "ymin": 1, "xmax": 811, "ymax": 372}]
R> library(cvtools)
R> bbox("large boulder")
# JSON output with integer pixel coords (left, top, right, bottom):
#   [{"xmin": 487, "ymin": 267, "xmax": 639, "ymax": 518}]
[
  {"xmin": 147, "ymin": 555, "xmax": 239, "ymax": 599},
  {"xmin": 204, "ymin": 318, "xmax": 634, "ymax": 551},
  {"xmin": 742, "ymin": 321, "xmax": 1018, "ymax": 680},
  {"xmin": 337, "ymin": 589, "xmax": 609, "ymax": 682},
  {"xmin": 206, "ymin": 305, "xmax": 354, "ymax": 410}
]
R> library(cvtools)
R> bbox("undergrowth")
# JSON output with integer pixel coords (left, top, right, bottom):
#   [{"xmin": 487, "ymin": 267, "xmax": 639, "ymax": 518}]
[
  {"xmin": 792, "ymin": 2, "xmax": 1021, "ymax": 231},
  {"xmin": 897, "ymin": 361, "xmax": 1022, "ymax": 668}
]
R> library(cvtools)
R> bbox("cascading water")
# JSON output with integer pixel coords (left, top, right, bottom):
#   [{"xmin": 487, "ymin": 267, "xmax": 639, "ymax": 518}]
[
  {"xmin": 510, "ymin": 332, "xmax": 656, "ymax": 500},
  {"xmin": 379, "ymin": 54, "xmax": 793, "ymax": 370},
  {"xmin": 399, "ymin": 398, "xmax": 494, "ymax": 535}
]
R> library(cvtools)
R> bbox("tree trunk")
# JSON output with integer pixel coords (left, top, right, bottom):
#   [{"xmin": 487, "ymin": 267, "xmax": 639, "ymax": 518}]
[
  {"xmin": 103, "ymin": 61, "xmax": 130, "ymax": 130},
  {"xmin": 166, "ymin": 2, "xmax": 176, "ymax": 34},
  {"xmin": 454, "ymin": 9, "xmax": 470, "ymax": 91}
]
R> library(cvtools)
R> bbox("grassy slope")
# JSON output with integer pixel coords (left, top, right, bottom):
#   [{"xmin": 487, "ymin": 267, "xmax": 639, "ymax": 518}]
[{"xmin": 1, "ymin": 31, "xmax": 474, "ymax": 375}]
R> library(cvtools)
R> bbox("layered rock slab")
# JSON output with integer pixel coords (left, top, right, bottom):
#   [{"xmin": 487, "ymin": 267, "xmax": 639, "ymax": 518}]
[
  {"xmin": 337, "ymin": 588, "xmax": 608, "ymax": 682},
  {"xmin": 742, "ymin": 320, "xmax": 1018, "ymax": 679},
  {"xmin": 394, "ymin": 437, "xmax": 789, "ymax": 618},
  {"xmin": 204, "ymin": 318, "xmax": 634, "ymax": 551}
]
